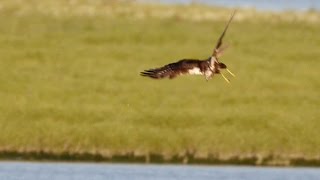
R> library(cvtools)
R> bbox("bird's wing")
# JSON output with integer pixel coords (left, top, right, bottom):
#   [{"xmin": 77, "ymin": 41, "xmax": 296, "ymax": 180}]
[
  {"xmin": 212, "ymin": 10, "xmax": 236, "ymax": 57},
  {"xmin": 140, "ymin": 59, "xmax": 200, "ymax": 79}
]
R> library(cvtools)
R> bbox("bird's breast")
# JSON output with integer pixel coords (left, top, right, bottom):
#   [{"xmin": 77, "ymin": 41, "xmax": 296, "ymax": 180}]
[{"xmin": 188, "ymin": 67, "xmax": 203, "ymax": 75}]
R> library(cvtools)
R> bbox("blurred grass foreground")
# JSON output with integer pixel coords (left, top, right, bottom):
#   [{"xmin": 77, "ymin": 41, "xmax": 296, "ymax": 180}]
[{"xmin": 0, "ymin": 0, "xmax": 319, "ymax": 166}]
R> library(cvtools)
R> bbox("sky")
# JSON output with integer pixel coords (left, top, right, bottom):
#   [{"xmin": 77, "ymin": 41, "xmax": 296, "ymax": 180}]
[{"xmin": 149, "ymin": 0, "xmax": 320, "ymax": 11}]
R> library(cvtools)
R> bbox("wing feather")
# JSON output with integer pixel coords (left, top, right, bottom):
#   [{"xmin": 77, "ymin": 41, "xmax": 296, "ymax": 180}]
[
  {"xmin": 140, "ymin": 59, "xmax": 201, "ymax": 79},
  {"xmin": 212, "ymin": 10, "xmax": 236, "ymax": 57}
]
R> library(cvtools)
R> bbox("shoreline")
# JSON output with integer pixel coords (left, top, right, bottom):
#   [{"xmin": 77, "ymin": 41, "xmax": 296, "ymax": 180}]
[{"xmin": 1, "ymin": 150, "xmax": 320, "ymax": 167}]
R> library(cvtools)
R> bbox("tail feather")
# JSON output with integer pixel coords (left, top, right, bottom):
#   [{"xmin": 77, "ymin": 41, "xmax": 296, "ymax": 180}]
[
  {"xmin": 140, "ymin": 59, "xmax": 202, "ymax": 79},
  {"xmin": 140, "ymin": 65, "xmax": 176, "ymax": 79}
]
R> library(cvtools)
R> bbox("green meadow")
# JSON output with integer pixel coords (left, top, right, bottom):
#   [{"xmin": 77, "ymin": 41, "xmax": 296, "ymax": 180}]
[{"xmin": 0, "ymin": 1, "xmax": 319, "ymax": 165}]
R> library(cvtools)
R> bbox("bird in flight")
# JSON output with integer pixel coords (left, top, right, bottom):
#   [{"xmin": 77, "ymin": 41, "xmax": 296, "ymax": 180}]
[{"xmin": 140, "ymin": 11, "xmax": 236, "ymax": 83}]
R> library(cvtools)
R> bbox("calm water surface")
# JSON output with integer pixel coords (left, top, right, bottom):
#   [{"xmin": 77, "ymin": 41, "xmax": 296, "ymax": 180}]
[{"xmin": 1, "ymin": 161, "xmax": 320, "ymax": 180}]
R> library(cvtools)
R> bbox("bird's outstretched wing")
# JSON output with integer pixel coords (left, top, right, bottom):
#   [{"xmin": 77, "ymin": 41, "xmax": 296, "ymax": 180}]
[
  {"xmin": 212, "ymin": 10, "xmax": 236, "ymax": 57},
  {"xmin": 140, "ymin": 59, "xmax": 202, "ymax": 79}
]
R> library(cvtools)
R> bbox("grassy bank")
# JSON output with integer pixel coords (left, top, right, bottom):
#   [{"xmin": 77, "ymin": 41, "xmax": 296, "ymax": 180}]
[{"xmin": 0, "ymin": 1, "xmax": 319, "ymax": 166}]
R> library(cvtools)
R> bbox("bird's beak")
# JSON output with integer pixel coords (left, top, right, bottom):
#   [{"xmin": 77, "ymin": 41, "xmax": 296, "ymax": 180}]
[
  {"xmin": 221, "ymin": 73, "xmax": 230, "ymax": 83},
  {"xmin": 226, "ymin": 69, "xmax": 235, "ymax": 77}
]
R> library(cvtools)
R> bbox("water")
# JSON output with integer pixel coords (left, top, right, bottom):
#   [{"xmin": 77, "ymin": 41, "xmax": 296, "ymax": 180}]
[
  {"xmin": 1, "ymin": 161, "xmax": 320, "ymax": 180},
  {"xmin": 150, "ymin": 0, "xmax": 320, "ymax": 11}
]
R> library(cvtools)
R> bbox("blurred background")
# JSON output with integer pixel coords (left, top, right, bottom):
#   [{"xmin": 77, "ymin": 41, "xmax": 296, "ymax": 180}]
[{"xmin": 0, "ymin": 0, "xmax": 319, "ymax": 179}]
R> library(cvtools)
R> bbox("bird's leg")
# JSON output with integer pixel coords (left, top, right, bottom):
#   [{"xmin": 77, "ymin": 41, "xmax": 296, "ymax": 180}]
[
  {"xmin": 204, "ymin": 71, "xmax": 212, "ymax": 81},
  {"xmin": 226, "ymin": 69, "xmax": 235, "ymax": 77},
  {"xmin": 205, "ymin": 67, "xmax": 215, "ymax": 81}
]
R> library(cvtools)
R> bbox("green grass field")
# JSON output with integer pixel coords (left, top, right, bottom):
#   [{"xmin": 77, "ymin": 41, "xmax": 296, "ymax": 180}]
[{"xmin": 0, "ymin": 1, "xmax": 319, "ymax": 165}]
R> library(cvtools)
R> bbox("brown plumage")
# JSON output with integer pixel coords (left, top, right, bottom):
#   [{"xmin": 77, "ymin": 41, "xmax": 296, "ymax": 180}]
[
  {"xmin": 140, "ymin": 11, "xmax": 236, "ymax": 82},
  {"xmin": 141, "ymin": 59, "xmax": 208, "ymax": 79}
]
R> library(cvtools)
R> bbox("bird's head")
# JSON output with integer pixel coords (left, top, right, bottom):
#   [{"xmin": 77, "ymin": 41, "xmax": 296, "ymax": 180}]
[
  {"xmin": 217, "ymin": 61, "xmax": 235, "ymax": 83},
  {"xmin": 218, "ymin": 62, "xmax": 227, "ymax": 69}
]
